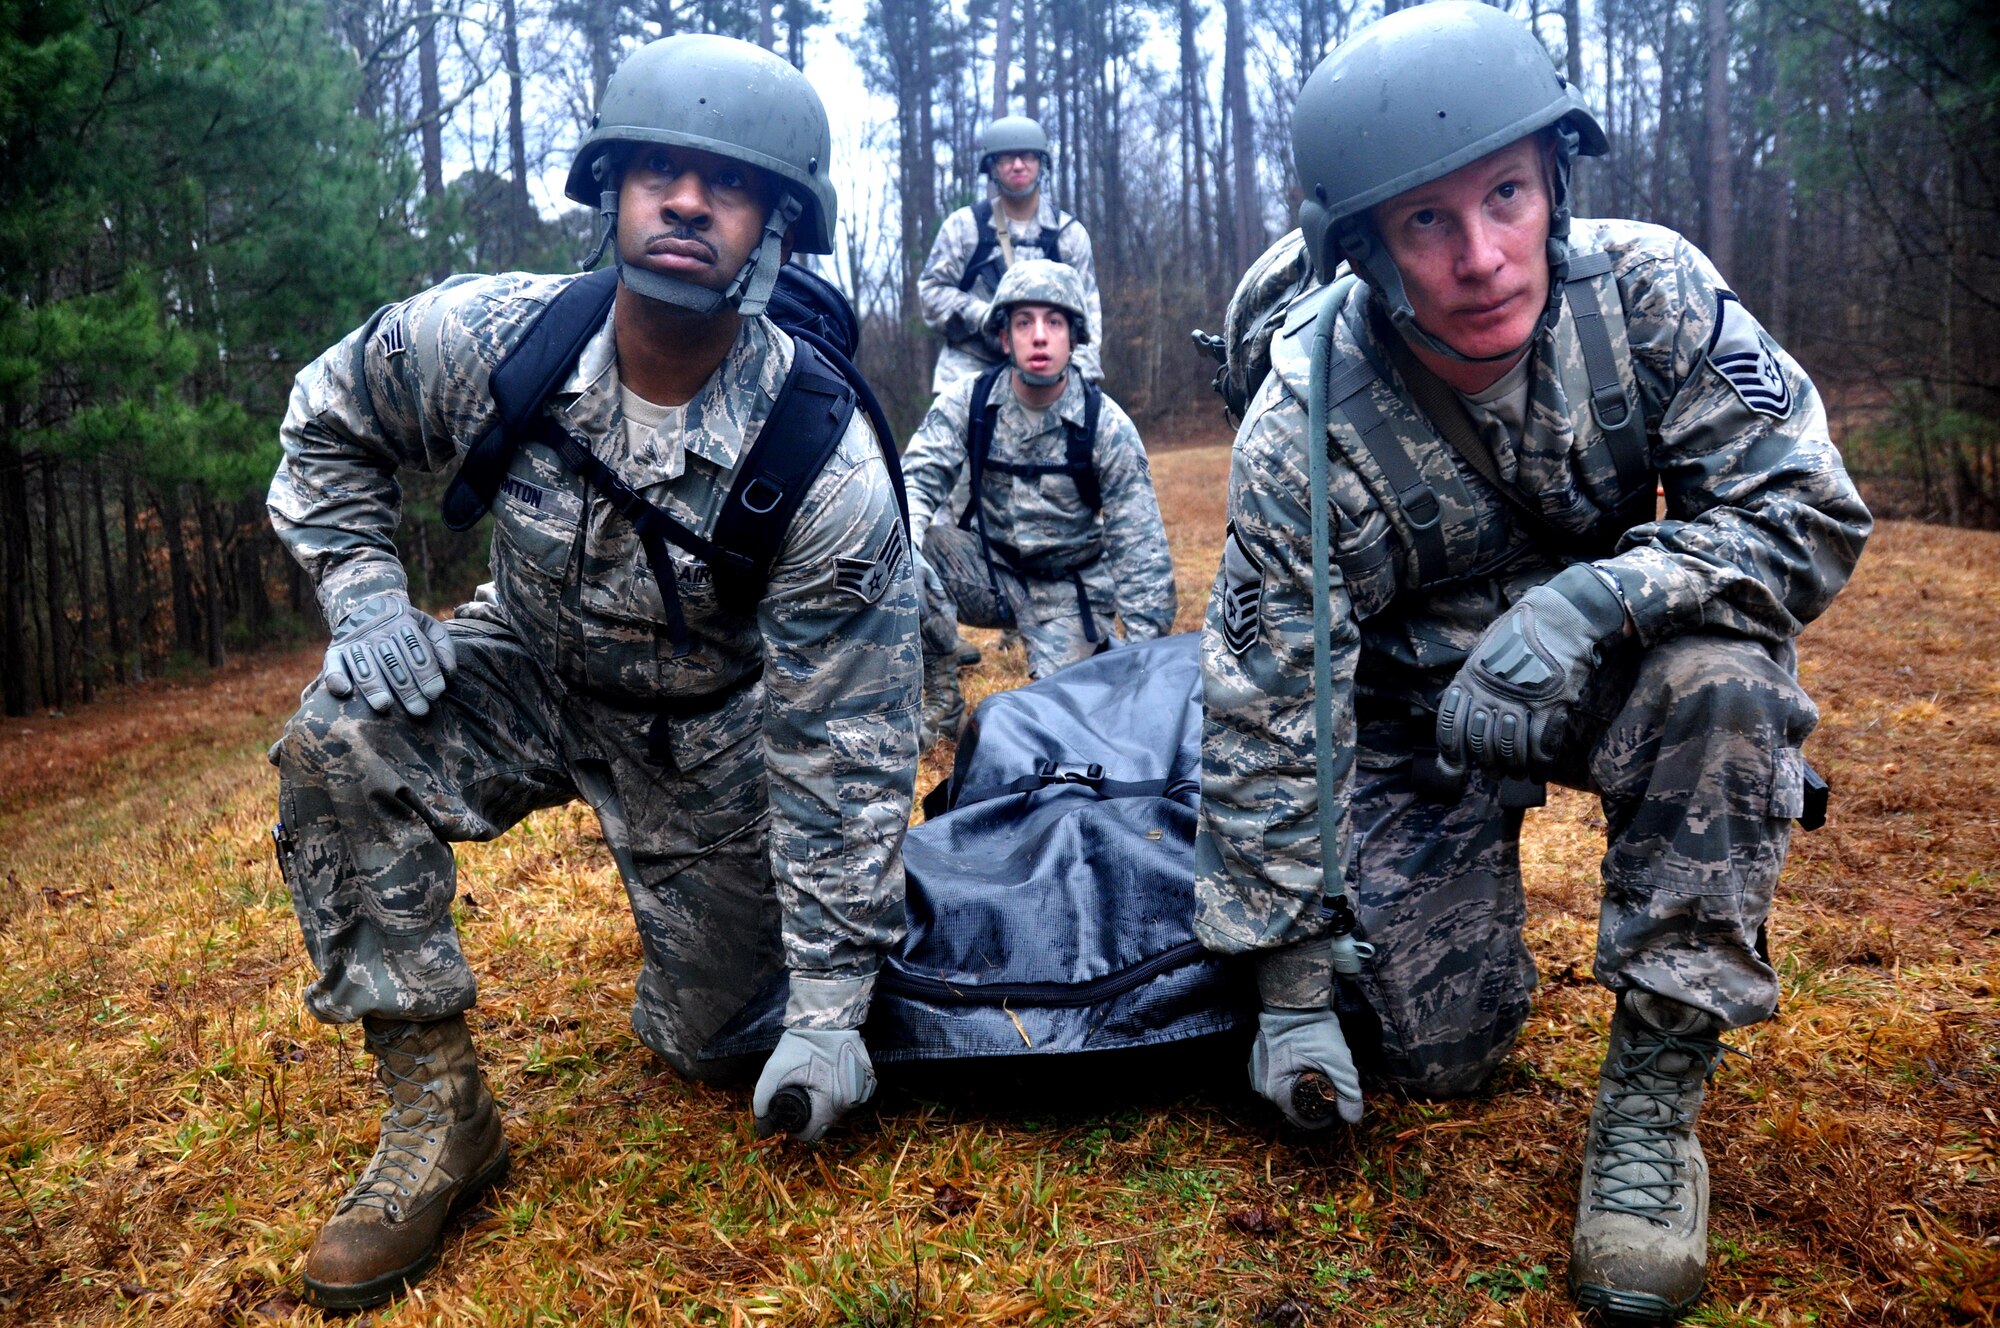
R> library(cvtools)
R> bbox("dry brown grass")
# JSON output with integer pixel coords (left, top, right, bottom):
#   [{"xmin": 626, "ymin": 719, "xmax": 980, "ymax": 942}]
[{"xmin": 2, "ymin": 444, "xmax": 1995, "ymax": 1326}]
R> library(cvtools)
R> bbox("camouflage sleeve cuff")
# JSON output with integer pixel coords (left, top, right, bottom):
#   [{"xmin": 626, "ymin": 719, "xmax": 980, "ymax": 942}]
[
  {"xmin": 1254, "ymin": 936, "xmax": 1335, "ymax": 1010},
  {"xmin": 318, "ymin": 556, "xmax": 411, "ymax": 632},
  {"xmin": 783, "ymin": 972, "xmax": 878, "ymax": 1031},
  {"xmin": 1596, "ymin": 548, "xmax": 1700, "ymax": 646}
]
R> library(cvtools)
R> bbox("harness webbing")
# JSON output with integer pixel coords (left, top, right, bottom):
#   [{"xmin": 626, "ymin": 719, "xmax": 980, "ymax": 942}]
[{"xmin": 956, "ymin": 199, "xmax": 1071, "ymax": 294}]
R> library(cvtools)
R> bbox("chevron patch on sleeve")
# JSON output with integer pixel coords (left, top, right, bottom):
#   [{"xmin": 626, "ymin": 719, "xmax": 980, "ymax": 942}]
[
  {"xmin": 834, "ymin": 519, "xmax": 909, "ymax": 605},
  {"xmin": 1705, "ymin": 291, "xmax": 1792, "ymax": 419},
  {"xmin": 1220, "ymin": 522, "xmax": 1265, "ymax": 656}
]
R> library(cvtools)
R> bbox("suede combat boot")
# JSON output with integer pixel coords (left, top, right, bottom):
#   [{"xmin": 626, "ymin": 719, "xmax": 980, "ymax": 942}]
[
  {"xmin": 1569, "ymin": 992, "xmax": 1731, "ymax": 1324},
  {"xmin": 303, "ymin": 1014, "xmax": 508, "ymax": 1310}
]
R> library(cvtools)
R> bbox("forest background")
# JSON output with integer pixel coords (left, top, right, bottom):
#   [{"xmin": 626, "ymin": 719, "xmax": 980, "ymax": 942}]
[{"xmin": 2, "ymin": 0, "xmax": 1996, "ymax": 716}]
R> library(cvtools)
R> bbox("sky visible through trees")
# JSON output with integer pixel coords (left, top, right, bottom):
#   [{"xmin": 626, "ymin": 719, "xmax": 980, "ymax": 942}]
[{"xmin": 2, "ymin": 0, "xmax": 1996, "ymax": 715}]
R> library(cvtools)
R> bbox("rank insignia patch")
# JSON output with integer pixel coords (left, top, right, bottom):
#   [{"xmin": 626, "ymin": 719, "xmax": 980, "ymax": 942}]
[
  {"xmin": 1706, "ymin": 292, "xmax": 1793, "ymax": 419},
  {"xmin": 835, "ymin": 521, "xmax": 909, "ymax": 605},
  {"xmin": 375, "ymin": 312, "xmax": 408, "ymax": 358},
  {"xmin": 1220, "ymin": 523, "xmax": 1264, "ymax": 656}
]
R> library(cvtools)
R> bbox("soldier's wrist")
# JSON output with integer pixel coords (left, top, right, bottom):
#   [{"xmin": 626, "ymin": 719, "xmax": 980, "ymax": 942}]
[
  {"xmin": 1254, "ymin": 936, "xmax": 1335, "ymax": 1010},
  {"xmin": 319, "ymin": 559, "xmax": 411, "ymax": 635},
  {"xmin": 783, "ymin": 971, "xmax": 877, "ymax": 1031}
]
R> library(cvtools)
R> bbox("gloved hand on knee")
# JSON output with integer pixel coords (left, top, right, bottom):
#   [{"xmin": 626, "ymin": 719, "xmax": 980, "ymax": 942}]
[
  {"xmin": 322, "ymin": 593, "xmax": 456, "ymax": 718},
  {"xmin": 1249, "ymin": 1008, "xmax": 1364, "ymax": 1129},
  {"xmin": 752, "ymin": 1028, "xmax": 876, "ymax": 1143},
  {"xmin": 1436, "ymin": 564, "xmax": 1629, "ymax": 778}
]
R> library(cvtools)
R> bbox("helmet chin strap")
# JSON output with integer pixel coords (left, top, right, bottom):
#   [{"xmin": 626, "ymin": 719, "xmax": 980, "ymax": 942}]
[
  {"xmin": 583, "ymin": 180, "xmax": 802, "ymax": 320},
  {"xmin": 1014, "ymin": 361, "xmax": 1066, "ymax": 388},
  {"xmin": 995, "ymin": 176, "xmax": 1039, "ymax": 202},
  {"xmin": 1336, "ymin": 126, "xmax": 1584, "ymax": 367}
]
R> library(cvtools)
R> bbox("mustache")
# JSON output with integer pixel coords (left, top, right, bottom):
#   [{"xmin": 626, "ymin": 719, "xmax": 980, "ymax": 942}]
[{"xmin": 642, "ymin": 225, "xmax": 715, "ymax": 260}]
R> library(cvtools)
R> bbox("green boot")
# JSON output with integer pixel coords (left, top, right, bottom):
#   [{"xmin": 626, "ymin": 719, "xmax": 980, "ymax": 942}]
[
  {"xmin": 303, "ymin": 1014, "xmax": 508, "ymax": 1310},
  {"xmin": 1569, "ymin": 992, "xmax": 1731, "ymax": 1324}
]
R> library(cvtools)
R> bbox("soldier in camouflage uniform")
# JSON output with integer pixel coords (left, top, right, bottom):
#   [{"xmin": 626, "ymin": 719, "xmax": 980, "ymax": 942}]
[
  {"xmin": 1195, "ymin": 5, "xmax": 1868, "ymax": 1322},
  {"xmin": 267, "ymin": 35, "xmax": 919, "ymax": 1310},
  {"xmin": 918, "ymin": 116, "xmax": 1105, "ymax": 394},
  {"xmin": 903, "ymin": 259, "xmax": 1174, "ymax": 750}
]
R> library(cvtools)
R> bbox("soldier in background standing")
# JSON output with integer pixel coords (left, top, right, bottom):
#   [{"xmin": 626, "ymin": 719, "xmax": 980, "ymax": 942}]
[{"xmin": 918, "ymin": 116, "xmax": 1105, "ymax": 395}]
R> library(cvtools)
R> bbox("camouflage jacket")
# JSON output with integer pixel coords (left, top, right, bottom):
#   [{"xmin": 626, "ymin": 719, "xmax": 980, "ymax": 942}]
[
  {"xmin": 918, "ymin": 195, "xmax": 1105, "ymax": 382},
  {"xmin": 268, "ymin": 272, "xmax": 921, "ymax": 1025},
  {"xmin": 1196, "ymin": 217, "xmax": 1871, "ymax": 959},
  {"xmin": 902, "ymin": 369, "xmax": 1176, "ymax": 641}
]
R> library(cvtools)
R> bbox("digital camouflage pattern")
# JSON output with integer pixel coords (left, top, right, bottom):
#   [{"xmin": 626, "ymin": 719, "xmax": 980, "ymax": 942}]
[
  {"xmin": 918, "ymin": 194, "xmax": 1104, "ymax": 391},
  {"xmin": 1197, "ymin": 218, "xmax": 1869, "ymax": 1090},
  {"xmin": 269, "ymin": 272, "xmax": 921, "ymax": 1056},
  {"xmin": 903, "ymin": 368, "xmax": 1176, "ymax": 685}
]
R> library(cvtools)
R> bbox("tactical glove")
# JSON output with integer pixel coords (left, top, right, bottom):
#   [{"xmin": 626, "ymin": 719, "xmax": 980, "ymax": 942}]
[
  {"xmin": 321, "ymin": 593, "xmax": 457, "ymax": 719},
  {"xmin": 1249, "ymin": 1008, "xmax": 1364, "ymax": 1129},
  {"xmin": 1436, "ymin": 565, "xmax": 1628, "ymax": 779},
  {"xmin": 752, "ymin": 1028, "xmax": 876, "ymax": 1143}
]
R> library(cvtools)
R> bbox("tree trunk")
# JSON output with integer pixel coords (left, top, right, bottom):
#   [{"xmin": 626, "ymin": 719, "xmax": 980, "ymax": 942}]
[
  {"xmin": 42, "ymin": 458, "xmax": 67, "ymax": 710},
  {"xmin": 93, "ymin": 470, "xmax": 126, "ymax": 687},
  {"xmin": 758, "ymin": 0, "xmax": 774, "ymax": 50},
  {"xmin": 64, "ymin": 470, "xmax": 96, "ymax": 704},
  {"xmin": 1224, "ymin": 0, "xmax": 1258, "ymax": 273},
  {"xmin": 1021, "ymin": 0, "xmax": 1039, "ymax": 123},
  {"xmin": 1651, "ymin": 3, "xmax": 1676, "ymax": 224},
  {"xmin": 198, "ymin": 492, "xmax": 226, "ymax": 670},
  {"xmin": 992, "ymin": 0, "xmax": 1012, "ymax": 120},
  {"xmin": 1702, "ymin": 0, "xmax": 1734, "ymax": 278},
  {"xmin": 122, "ymin": 472, "xmax": 146, "ymax": 681},
  {"xmin": 1564, "ymin": 0, "xmax": 1583, "ymax": 90},
  {"xmin": 502, "ymin": 0, "xmax": 531, "ymax": 268},
  {"xmin": 588, "ymin": 0, "xmax": 617, "ymax": 100},
  {"xmin": 159, "ymin": 486, "xmax": 198, "ymax": 657},
  {"xmin": 656, "ymin": 0, "xmax": 675, "ymax": 37},
  {"xmin": 1, "ymin": 412, "xmax": 28, "ymax": 716},
  {"xmin": 418, "ymin": 10, "xmax": 445, "ymax": 200},
  {"xmin": 235, "ymin": 495, "xmax": 273, "ymax": 640}
]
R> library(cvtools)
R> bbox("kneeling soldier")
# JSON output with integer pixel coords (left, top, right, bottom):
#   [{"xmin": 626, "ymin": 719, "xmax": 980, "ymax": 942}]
[
  {"xmin": 1196, "ymin": 4, "xmax": 1868, "ymax": 1322},
  {"xmin": 902, "ymin": 260, "xmax": 1174, "ymax": 749},
  {"xmin": 267, "ymin": 34, "xmax": 919, "ymax": 1309}
]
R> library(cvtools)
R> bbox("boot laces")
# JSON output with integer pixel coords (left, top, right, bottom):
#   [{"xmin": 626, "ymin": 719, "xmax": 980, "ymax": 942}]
[
  {"xmin": 1587, "ymin": 1028, "xmax": 1733, "ymax": 1228},
  {"xmin": 340, "ymin": 1034, "xmax": 446, "ymax": 1219}
]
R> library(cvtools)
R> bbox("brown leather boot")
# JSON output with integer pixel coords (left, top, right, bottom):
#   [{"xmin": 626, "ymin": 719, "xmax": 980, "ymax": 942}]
[{"xmin": 303, "ymin": 1014, "xmax": 507, "ymax": 1310}]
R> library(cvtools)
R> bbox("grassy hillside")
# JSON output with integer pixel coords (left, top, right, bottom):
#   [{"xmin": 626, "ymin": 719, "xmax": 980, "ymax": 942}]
[{"xmin": 1, "ymin": 443, "xmax": 1994, "ymax": 1326}]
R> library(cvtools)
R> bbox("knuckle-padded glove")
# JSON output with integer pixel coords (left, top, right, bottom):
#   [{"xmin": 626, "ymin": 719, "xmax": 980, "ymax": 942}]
[
  {"xmin": 1248, "ymin": 1008, "xmax": 1364, "ymax": 1129},
  {"xmin": 752, "ymin": 1028, "xmax": 877, "ymax": 1143},
  {"xmin": 1435, "ymin": 564, "xmax": 1628, "ymax": 778},
  {"xmin": 322, "ymin": 593, "xmax": 457, "ymax": 718}
]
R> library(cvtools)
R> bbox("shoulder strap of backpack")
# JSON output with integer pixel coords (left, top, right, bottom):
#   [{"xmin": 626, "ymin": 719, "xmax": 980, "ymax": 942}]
[
  {"xmin": 1322, "ymin": 351, "xmax": 1451, "ymax": 589},
  {"xmin": 958, "ymin": 364, "xmax": 1007, "ymax": 530},
  {"xmin": 956, "ymin": 200, "xmax": 1002, "ymax": 293},
  {"xmin": 1066, "ymin": 382, "xmax": 1103, "ymax": 513},
  {"xmin": 440, "ymin": 267, "xmax": 620, "ymax": 533},
  {"xmin": 708, "ymin": 338, "xmax": 859, "ymax": 610},
  {"xmin": 1562, "ymin": 250, "xmax": 1654, "ymax": 527}
]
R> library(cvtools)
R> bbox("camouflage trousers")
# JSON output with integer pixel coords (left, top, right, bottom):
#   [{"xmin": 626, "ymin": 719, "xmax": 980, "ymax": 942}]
[
  {"xmin": 270, "ymin": 611, "xmax": 782, "ymax": 1081},
  {"xmin": 1346, "ymin": 633, "xmax": 1816, "ymax": 1097},
  {"xmin": 918, "ymin": 525, "xmax": 1115, "ymax": 743}
]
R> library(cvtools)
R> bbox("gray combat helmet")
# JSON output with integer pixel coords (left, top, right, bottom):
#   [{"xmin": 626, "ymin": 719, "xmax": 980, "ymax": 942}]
[
  {"xmin": 978, "ymin": 116, "xmax": 1051, "ymax": 198},
  {"xmin": 1292, "ymin": 1, "xmax": 1607, "ymax": 362},
  {"xmin": 983, "ymin": 259, "xmax": 1089, "ymax": 386},
  {"xmin": 566, "ymin": 33, "xmax": 836, "ymax": 318}
]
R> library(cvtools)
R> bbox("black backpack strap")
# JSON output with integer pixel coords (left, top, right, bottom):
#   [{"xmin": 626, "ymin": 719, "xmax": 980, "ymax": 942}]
[
  {"xmin": 1067, "ymin": 382, "xmax": 1103, "ymax": 513},
  {"xmin": 1563, "ymin": 250, "xmax": 1654, "ymax": 527},
  {"xmin": 956, "ymin": 200, "xmax": 1004, "ymax": 294},
  {"xmin": 440, "ymin": 268, "xmax": 619, "ymax": 532},
  {"xmin": 1325, "ymin": 356, "xmax": 1450, "ymax": 588},
  {"xmin": 708, "ymin": 338, "xmax": 858, "ymax": 609},
  {"xmin": 954, "ymin": 365, "xmax": 1018, "ymax": 626}
]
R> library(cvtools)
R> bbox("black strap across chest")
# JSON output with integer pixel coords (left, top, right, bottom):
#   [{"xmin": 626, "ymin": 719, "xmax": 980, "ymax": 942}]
[
  {"xmin": 957, "ymin": 364, "xmax": 1103, "ymax": 532},
  {"xmin": 437, "ymin": 269, "xmax": 879, "ymax": 657},
  {"xmin": 956, "ymin": 199, "xmax": 1072, "ymax": 294}
]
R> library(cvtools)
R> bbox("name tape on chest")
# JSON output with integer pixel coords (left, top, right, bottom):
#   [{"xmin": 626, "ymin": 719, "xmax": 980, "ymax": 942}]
[
  {"xmin": 1220, "ymin": 523, "xmax": 1264, "ymax": 656},
  {"xmin": 1706, "ymin": 292, "xmax": 1793, "ymax": 419},
  {"xmin": 834, "ymin": 520, "xmax": 910, "ymax": 605}
]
